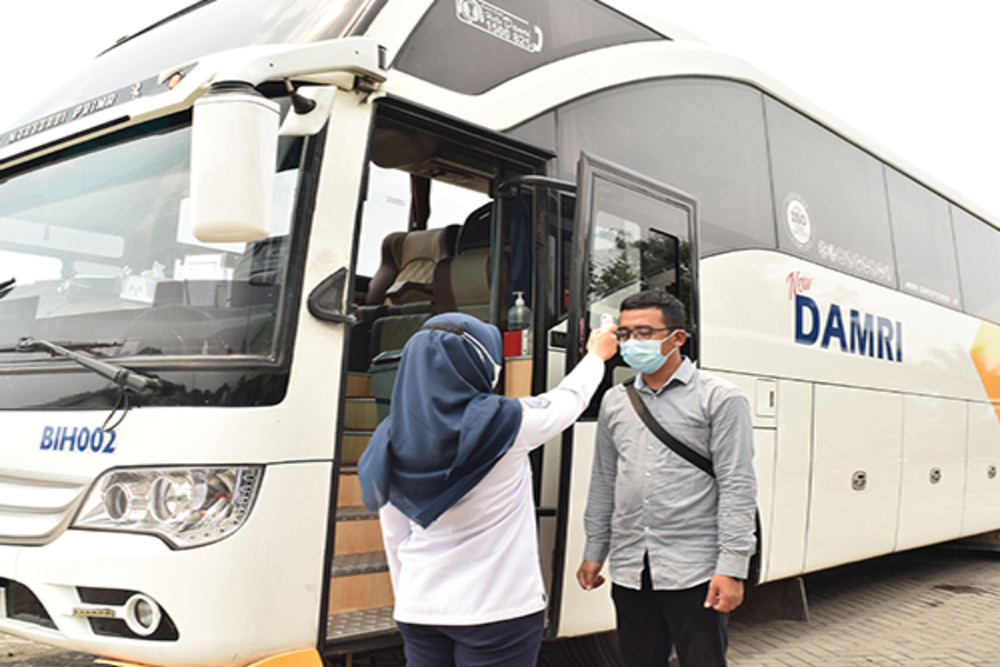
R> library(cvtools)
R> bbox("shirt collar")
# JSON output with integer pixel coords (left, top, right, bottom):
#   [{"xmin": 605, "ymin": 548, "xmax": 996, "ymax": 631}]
[{"xmin": 634, "ymin": 357, "xmax": 694, "ymax": 395}]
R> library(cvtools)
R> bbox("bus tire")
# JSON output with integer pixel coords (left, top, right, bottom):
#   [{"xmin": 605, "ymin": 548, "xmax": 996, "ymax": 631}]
[{"xmin": 537, "ymin": 631, "xmax": 626, "ymax": 667}]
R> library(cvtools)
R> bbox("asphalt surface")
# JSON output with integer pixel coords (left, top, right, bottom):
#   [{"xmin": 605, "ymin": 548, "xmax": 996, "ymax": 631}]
[{"xmin": 3, "ymin": 544, "xmax": 1000, "ymax": 666}]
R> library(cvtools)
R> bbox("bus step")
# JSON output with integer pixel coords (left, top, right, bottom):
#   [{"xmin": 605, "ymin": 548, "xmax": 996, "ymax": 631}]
[
  {"xmin": 328, "ymin": 571, "xmax": 393, "ymax": 616},
  {"xmin": 344, "ymin": 398, "xmax": 380, "ymax": 431},
  {"xmin": 335, "ymin": 524, "xmax": 383, "ymax": 555},
  {"xmin": 337, "ymin": 472, "xmax": 361, "ymax": 506},
  {"xmin": 331, "ymin": 551, "xmax": 388, "ymax": 577},
  {"xmin": 346, "ymin": 373, "xmax": 375, "ymax": 399},
  {"xmin": 341, "ymin": 431, "xmax": 373, "ymax": 465},
  {"xmin": 336, "ymin": 505, "xmax": 378, "ymax": 522},
  {"xmin": 326, "ymin": 605, "xmax": 396, "ymax": 641}
]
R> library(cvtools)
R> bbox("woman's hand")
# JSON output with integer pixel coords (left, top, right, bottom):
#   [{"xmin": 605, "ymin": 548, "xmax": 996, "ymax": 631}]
[{"xmin": 587, "ymin": 323, "xmax": 619, "ymax": 361}]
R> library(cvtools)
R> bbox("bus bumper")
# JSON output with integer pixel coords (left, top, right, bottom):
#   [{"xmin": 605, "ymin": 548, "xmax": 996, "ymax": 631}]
[{"xmin": 92, "ymin": 648, "xmax": 325, "ymax": 667}]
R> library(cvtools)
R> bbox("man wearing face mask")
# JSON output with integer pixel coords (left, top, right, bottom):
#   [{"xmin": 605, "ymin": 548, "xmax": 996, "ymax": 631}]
[{"xmin": 576, "ymin": 289, "xmax": 756, "ymax": 667}]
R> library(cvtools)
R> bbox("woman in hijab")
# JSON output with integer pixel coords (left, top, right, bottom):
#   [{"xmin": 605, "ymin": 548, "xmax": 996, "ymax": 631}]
[{"xmin": 358, "ymin": 311, "xmax": 617, "ymax": 667}]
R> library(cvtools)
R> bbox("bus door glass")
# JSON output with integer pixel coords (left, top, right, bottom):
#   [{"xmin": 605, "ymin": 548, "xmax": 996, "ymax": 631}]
[
  {"xmin": 550, "ymin": 152, "xmax": 698, "ymax": 637},
  {"xmin": 573, "ymin": 152, "xmax": 699, "ymax": 410}
]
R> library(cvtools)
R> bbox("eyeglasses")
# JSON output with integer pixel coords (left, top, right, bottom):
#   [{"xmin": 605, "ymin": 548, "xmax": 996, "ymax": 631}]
[{"xmin": 614, "ymin": 326, "xmax": 674, "ymax": 342}]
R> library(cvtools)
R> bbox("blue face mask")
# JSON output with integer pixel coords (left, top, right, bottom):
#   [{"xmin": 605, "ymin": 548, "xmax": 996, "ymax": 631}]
[{"xmin": 620, "ymin": 331, "xmax": 678, "ymax": 375}]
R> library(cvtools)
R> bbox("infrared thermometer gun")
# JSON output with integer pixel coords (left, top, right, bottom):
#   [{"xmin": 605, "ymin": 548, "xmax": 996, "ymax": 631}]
[{"xmin": 600, "ymin": 313, "xmax": 616, "ymax": 330}]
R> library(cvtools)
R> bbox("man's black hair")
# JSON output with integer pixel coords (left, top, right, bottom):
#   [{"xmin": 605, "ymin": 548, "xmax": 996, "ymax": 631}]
[{"xmin": 619, "ymin": 289, "xmax": 685, "ymax": 330}]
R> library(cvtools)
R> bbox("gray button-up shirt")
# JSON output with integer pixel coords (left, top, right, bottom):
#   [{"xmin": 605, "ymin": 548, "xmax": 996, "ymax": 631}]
[{"xmin": 583, "ymin": 358, "xmax": 757, "ymax": 590}]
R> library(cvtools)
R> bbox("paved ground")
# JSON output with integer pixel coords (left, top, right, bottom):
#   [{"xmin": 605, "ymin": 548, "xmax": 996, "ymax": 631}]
[
  {"xmin": 3, "ymin": 544, "xmax": 1000, "ymax": 666},
  {"xmin": 0, "ymin": 632, "xmax": 93, "ymax": 666},
  {"xmin": 729, "ymin": 545, "xmax": 1000, "ymax": 666}
]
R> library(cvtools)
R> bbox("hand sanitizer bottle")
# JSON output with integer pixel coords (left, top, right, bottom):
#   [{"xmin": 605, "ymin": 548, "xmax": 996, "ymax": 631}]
[{"xmin": 508, "ymin": 292, "xmax": 531, "ymax": 355}]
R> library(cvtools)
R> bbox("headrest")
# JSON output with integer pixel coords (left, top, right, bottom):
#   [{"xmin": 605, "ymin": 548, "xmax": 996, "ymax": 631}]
[
  {"xmin": 399, "ymin": 229, "xmax": 447, "ymax": 265},
  {"xmin": 458, "ymin": 204, "xmax": 493, "ymax": 252}
]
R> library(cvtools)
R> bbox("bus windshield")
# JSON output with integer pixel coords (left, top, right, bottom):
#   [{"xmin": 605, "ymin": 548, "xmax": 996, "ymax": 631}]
[{"xmin": 0, "ymin": 116, "xmax": 302, "ymax": 363}]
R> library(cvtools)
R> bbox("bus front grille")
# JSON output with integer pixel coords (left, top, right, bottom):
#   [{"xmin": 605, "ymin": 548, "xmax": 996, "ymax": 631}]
[{"xmin": 0, "ymin": 469, "xmax": 89, "ymax": 545}]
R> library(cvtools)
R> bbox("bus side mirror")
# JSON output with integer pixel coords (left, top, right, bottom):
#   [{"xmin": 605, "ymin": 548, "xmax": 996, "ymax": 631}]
[{"xmin": 190, "ymin": 83, "xmax": 279, "ymax": 243}]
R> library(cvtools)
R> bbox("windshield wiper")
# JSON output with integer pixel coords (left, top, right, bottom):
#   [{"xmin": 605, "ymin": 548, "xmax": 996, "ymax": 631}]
[
  {"xmin": 0, "ymin": 277, "xmax": 14, "ymax": 301},
  {"xmin": 0, "ymin": 339, "xmax": 122, "ymax": 354},
  {"xmin": 17, "ymin": 337, "xmax": 165, "ymax": 394}
]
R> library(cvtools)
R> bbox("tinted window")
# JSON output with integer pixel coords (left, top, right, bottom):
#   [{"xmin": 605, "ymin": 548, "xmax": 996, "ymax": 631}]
[
  {"xmin": 885, "ymin": 168, "xmax": 962, "ymax": 308},
  {"xmin": 953, "ymin": 207, "xmax": 1000, "ymax": 323},
  {"xmin": 395, "ymin": 0, "xmax": 662, "ymax": 94},
  {"xmin": 767, "ymin": 98, "xmax": 895, "ymax": 286},
  {"xmin": 557, "ymin": 78, "xmax": 774, "ymax": 256}
]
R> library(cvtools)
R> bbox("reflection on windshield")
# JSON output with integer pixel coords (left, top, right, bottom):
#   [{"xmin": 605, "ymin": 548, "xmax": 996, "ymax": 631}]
[
  {"xmin": 0, "ymin": 116, "xmax": 301, "ymax": 361},
  {"xmin": 14, "ymin": 0, "xmax": 378, "ymax": 129},
  {"xmin": 588, "ymin": 211, "xmax": 691, "ymax": 331}
]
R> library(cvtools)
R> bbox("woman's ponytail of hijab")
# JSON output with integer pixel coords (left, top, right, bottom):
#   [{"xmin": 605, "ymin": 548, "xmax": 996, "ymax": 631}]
[{"xmin": 358, "ymin": 313, "xmax": 523, "ymax": 528}]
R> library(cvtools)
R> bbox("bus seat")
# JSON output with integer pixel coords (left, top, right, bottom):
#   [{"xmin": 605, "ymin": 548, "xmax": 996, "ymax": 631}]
[
  {"xmin": 152, "ymin": 280, "xmax": 226, "ymax": 307},
  {"xmin": 369, "ymin": 305, "xmax": 433, "ymax": 356},
  {"xmin": 435, "ymin": 249, "xmax": 491, "ymax": 321},
  {"xmin": 356, "ymin": 225, "xmax": 459, "ymax": 367},
  {"xmin": 434, "ymin": 204, "xmax": 503, "ymax": 321},
  {"xmin": 365, "ymin": 226, "xmax": 460, "ymax": 306}
]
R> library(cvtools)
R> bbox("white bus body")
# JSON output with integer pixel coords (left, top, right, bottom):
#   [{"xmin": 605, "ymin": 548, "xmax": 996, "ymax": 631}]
[{"xmin": 1, "ymin": 1, "xmax": 999, "ymax": 665}]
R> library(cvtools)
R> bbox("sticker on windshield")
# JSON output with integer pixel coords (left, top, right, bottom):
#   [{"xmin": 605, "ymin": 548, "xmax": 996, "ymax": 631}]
[{"xmin": 456, "ymin": 0, "xmax": 544, "ymax": 53}]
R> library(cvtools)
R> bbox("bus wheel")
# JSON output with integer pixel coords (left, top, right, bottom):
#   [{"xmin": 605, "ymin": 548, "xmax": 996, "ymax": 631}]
[{"xmin": 538, "ymin": 631, "xmax": 625, "ymax": 667}]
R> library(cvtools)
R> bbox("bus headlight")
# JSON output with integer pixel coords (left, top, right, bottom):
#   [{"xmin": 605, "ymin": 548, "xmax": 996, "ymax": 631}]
[{"xmin": 73, "ymin": 466, "xmax": 264, "ymax": 549}]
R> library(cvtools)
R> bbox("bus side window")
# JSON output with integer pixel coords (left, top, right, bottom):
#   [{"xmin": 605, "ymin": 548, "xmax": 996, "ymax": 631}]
[{"xmin": 953, "ymin": 206, "xmax": 1000, "ymax": 323}]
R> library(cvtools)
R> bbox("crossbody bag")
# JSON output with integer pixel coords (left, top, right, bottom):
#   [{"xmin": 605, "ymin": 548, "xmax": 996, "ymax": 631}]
[{"xmin": 623, "ymin": 377, "xmax": 713, "ymax": 477}]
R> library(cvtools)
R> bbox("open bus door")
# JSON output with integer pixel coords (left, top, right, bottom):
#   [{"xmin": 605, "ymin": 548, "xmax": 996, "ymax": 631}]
[{"xmin": 547, "ymin": 152, "xmax": 699, "ymax": 646}]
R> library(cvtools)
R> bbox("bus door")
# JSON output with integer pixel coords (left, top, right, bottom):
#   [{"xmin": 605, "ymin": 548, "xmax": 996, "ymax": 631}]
[
  {"xmin": 550, "ymin": 152, "xmax": 699, "ymax": 638},
  {"xmin": 322, "ymin": 102, "xmax": 551, "ymax": 655}
]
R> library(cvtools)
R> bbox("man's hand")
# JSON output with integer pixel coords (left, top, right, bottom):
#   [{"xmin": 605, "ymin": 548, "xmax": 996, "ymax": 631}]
[
  {"xmin": 576, "ymin": 561, "xmax": 606, "ymax": 591},
  {"xmin": 703, "ymin": 574, "xmax": 744, "ymax": 612}
]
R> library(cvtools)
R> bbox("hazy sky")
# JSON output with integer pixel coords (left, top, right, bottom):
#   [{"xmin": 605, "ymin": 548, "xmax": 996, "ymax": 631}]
[{"xmin": 2, "ymin": 1, "xmax": 998, "ymax": 217}]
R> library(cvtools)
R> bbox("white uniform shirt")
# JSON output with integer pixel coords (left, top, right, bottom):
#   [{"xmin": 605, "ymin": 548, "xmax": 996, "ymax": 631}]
[{"xmin": 379, "ymin": 353, "xmax": 606, "ymax": 626}]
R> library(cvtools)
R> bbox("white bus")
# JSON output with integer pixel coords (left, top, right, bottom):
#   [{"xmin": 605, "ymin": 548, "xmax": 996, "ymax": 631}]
[{"xmin": 2, "ymin": 1, "xmax": 999, "ymax": 665}]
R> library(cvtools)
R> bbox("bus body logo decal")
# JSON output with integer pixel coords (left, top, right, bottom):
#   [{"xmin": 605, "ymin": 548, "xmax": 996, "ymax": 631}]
[
  {"xmin": 39, "ymin": 426, "xmax": 116, "ymax": 454},
  {"xmin": 970, "ymin": 322, "xmax": 1000, "ymax": 424},
  {"xmin": 456, "ymin": 0, "xmax": 544, "ymax": 53},
  {"xmin": 789, "ymin": 273, "xmax": 903, "ymax": 363},
  {"xmin": 784, "ymin": 193, "xmax": 813, "ymax": 250},
  {"xmin": 795, "ymin": 295, "xmax": 903, "ymax": 363}
]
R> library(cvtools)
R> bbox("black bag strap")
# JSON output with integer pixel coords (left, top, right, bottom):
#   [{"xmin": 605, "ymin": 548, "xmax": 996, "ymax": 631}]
[{"xmin": 623, "ymin": 377, "xmax": 714, "ymax": 478}]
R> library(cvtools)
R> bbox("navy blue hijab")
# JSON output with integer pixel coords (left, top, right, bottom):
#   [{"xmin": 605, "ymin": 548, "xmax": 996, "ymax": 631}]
[{"xmin": 358, "ymin": 313, "xmax": 523, "ymax": 528}]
